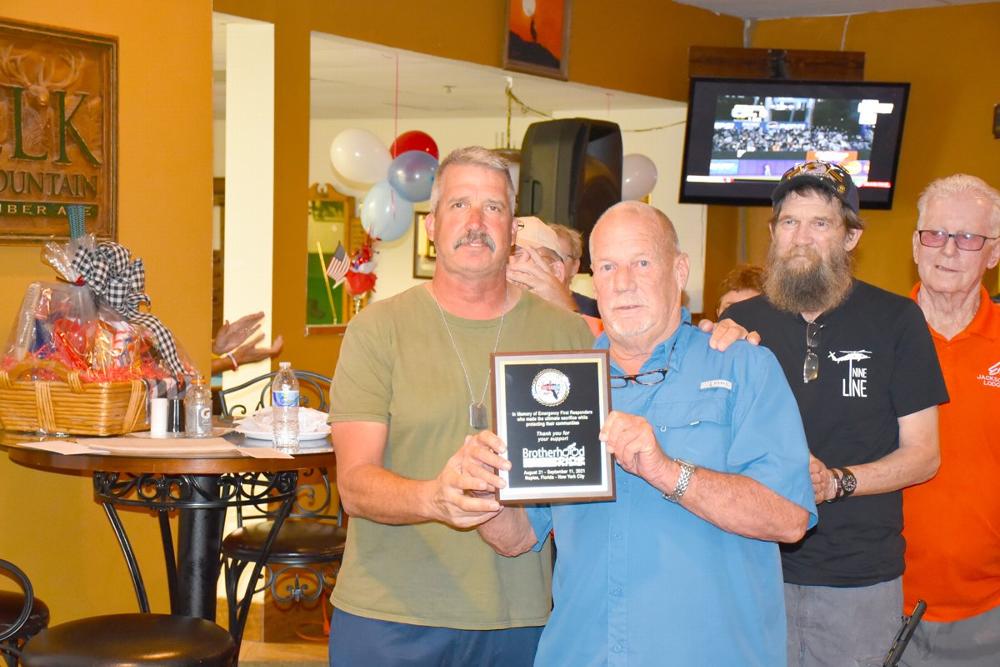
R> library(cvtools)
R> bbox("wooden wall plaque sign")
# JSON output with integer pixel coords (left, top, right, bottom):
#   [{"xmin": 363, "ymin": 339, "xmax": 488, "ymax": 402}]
[{"xmin": 0, "ymin": 19, "xmax": 117, "ymax": 243}]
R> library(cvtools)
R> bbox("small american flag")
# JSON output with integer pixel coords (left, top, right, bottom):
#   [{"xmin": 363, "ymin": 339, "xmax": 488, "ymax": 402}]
[{"xmin": 326, "ymin": 242, "xmax": 349, "ymax": 287}]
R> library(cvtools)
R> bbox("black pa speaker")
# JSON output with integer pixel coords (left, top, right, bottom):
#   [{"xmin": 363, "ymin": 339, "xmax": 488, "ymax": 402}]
[{"xmin": 517, "ymin": 118, "xmax": 623, "ymax": 271}]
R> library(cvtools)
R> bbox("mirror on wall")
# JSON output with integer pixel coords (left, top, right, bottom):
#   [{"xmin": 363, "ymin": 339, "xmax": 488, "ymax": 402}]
[{"xmin": 305, "ymin": 182, "xmax": 365, "ymax": 332}]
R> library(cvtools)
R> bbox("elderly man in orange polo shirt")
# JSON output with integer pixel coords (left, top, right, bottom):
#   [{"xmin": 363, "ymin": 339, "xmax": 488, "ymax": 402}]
[{"xmin": 902, "ymin": 174, "xmax": 1000, "ymax": 667}]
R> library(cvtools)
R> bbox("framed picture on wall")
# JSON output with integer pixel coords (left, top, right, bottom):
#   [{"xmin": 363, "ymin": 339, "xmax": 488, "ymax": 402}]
[
  {"xmin": 503, "ymin": 0, "xmax": 571, "ymax": 80},
  {"xmin": 412, "ymin": 211, "xmax": 435, "ymax": 279}
]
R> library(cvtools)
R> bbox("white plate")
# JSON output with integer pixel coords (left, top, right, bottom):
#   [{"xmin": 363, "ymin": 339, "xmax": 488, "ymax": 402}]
[{"xmin": 236, "ymin": 428, "xmax": 330, "ymax": 442}]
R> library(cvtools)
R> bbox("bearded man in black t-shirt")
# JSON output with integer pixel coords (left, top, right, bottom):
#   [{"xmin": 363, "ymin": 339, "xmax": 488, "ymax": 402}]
[{"xmin": 724, "ymin": 161, "xmax": 949, "ymax": 667}]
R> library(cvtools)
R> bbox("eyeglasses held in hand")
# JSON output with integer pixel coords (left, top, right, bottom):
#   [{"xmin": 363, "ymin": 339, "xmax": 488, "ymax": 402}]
[
  {"xmin": 803, "ymin": 320, "xmax": 821, "ymax": 384},
  {"xmin": 610, "ymin": 368, "xmax": 670, "ymax": 388},
  {"xmin": 781, "ymin": 161, "xmax": 853, "ymax": 194},
  {"xmin": 917, "ymin": 229, "xmax": 998, "ymax": 252}
]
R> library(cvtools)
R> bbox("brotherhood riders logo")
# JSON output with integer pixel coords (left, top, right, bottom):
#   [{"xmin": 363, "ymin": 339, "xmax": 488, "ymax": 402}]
[
  {"xmin": 828, "ymin": 350, "xmax": 871, "ymax": 398},
  {"xmin": 978, "ymin": 360, "xmax": 1000, "ymax": 388}
]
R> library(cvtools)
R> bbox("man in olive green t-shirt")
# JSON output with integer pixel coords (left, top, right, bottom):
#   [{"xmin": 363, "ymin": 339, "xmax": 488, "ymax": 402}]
[{"xmin": 328, "ymin": 146, "xmax": 593, "ymax": 666}]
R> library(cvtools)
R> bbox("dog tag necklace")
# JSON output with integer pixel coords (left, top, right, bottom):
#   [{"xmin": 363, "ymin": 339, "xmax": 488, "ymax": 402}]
[{"xmin": 432, "ymin": 288, "xmax": 506, "ymax": 430}]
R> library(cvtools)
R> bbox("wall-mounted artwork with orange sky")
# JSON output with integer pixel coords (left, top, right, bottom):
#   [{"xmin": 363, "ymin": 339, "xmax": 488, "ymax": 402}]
[{"xmin": 504, "ymin": 0, "xmax": 570, "ymax": 80}]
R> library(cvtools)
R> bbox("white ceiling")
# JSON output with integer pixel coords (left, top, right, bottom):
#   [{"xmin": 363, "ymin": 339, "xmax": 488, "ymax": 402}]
[
  {"xmin": 675, "ymin": 0, "xmax": 995, "ymax": 19},
  {"xmin": 212, "ymin": 13, "xmax": 678, "ymax": 121}
]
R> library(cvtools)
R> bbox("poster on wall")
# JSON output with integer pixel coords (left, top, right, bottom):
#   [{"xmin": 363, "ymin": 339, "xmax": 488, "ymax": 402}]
[
  {"xmin": 503, "ymin": 0, "xmax": 571, "ymax": 80},
  {"xmin": 0, "ymin": 19, "xmax": 117, "ymax": 243}
]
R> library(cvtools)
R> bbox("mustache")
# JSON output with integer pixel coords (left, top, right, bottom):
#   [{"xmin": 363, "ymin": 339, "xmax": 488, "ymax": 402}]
[
  {"xmin": 783, "ymin": 247, "xmax": 819, "ymax": 261},
  {"xmin": 454, "ymin": 230, "xmax": 496, "ymax": 252}
]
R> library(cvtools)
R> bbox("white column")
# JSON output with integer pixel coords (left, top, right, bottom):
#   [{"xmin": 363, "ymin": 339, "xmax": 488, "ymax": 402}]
[{"xmin": 223, "ymin": 22, "xmax": 274, "ymax": 395}]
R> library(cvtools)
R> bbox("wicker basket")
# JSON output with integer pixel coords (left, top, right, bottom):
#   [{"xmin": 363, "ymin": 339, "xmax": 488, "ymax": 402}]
[{"xmin": 0, "ymin": 361, "xmax": 148, "ymax": 436}]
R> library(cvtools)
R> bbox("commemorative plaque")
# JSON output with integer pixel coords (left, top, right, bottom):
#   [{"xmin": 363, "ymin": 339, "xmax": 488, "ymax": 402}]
[{"xmin": 491, "ymin": 350, "xmax": 613, "ymax": 504}]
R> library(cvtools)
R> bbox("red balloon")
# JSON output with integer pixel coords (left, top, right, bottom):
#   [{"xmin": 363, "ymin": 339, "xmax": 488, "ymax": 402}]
[{"xmin": 390, "ymin": 131, "xmax": 439, "ymax": 160}]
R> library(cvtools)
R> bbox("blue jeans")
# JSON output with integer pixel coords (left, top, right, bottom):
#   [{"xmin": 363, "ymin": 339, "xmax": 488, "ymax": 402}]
[
  {"xmin": 785, "ymin": 578, "xmax": 903, "ymax": 667},
  {"xmin": 329, "ymin": 609, "xmax": 543, "ymax": 667}
]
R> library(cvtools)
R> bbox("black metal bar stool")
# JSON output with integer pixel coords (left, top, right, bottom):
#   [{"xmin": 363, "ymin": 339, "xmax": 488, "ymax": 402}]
[
  {"xmin": 5, "ymin": 472, "xmax": 297, "ymax": 665},
  {"xmin": 0, "ymin": 559, "xmax": 49, "ymax": 667},
  {"xmin": 21, "ymin": 613, "xmax": 236, "ymax": 667},
  {"xmin": 218, "ymin": 370, "xmax": 345, "ymax": 637},
  {"xmin": 222, "ymin": 469, "xmax": 347, "ymax": 635},
  {"xmin": 1, "ymin": 558, "xmax": 235, "ymax": 667},
  {"xmin": 92, "ymin": 470, "xmax": 299, "ymax": 657}
]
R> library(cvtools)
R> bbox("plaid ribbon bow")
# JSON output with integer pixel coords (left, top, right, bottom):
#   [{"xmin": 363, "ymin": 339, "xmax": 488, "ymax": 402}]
[{"xmin": 70, "ymin": 241, "xmax": 187, "ymax": 377}]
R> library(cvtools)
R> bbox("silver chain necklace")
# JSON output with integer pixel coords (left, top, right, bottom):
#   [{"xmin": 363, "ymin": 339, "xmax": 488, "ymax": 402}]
[{"xmin": 431, "ymin": 287, "xmax": 507, "ymax": 430}]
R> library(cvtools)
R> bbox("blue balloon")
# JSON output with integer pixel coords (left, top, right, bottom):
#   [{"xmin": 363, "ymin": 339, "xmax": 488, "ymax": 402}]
[
  {"xmin": 387, "ymin": 150, "xmax": 438, "ymax": 203},
  {"xmin": 361, "ymin": 180, "xmax": 414, "ymax": 242}
]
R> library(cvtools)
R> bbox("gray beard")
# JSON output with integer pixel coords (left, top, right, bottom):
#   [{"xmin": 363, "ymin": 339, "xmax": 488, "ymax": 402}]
[{"xmin": 764, "ymin": 245, "xmax": 853, "ymax": 315}]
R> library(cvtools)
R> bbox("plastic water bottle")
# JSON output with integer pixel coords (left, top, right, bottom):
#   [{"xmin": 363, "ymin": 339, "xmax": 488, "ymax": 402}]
[
  {"xmin": 271, "ymin": 362, "xmax": 300, "ymax": 452},
  {"xmin": 184, "ymin": 377, "xmax": 213, "ymax": 438}
]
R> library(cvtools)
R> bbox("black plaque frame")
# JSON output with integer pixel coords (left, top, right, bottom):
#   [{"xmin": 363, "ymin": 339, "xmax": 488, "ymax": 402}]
[{"xmin": 491, "ymin": 349, "xmax": 613, "ymax": 504}]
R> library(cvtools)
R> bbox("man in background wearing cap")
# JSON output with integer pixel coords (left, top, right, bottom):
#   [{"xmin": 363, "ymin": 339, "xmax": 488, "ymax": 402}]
[
  {"xmin": 549, "ymin": 223, "xmax": 601, "ymax": 317},
  {"xmin": 901, "ymin": 174, "xmax": 1000, "ymax": 667},
  {"xmin": 507, "ymin": 216, "xmax": 601, "ymax": 334},
  {"xmin": 507, "ymin": 217, "xmax": 600, "ymax": 317},
  {"xmin": 723, "ymin": 161, "xmax": 948, "ymax": 666}
]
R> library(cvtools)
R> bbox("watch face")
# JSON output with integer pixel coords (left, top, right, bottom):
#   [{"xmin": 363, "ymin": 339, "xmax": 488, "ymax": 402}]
[{"xmin": 841, "ymin": 470, "xmax": 858, "ymax": 494}]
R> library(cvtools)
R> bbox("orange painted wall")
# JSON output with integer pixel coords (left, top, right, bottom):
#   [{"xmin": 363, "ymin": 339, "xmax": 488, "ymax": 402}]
[
  {"xmin": 0, "ymin": 0, "xmax": 213, "ymax": 621},
  {"xmin": 744, "ymin": 5, "xmax": 1000, "ymax": 295}
]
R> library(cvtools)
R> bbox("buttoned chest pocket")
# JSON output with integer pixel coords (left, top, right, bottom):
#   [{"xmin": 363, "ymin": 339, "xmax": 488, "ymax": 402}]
[{"xmin": 651, "ymin": 397, "xmax": 732, "ymax": 471}]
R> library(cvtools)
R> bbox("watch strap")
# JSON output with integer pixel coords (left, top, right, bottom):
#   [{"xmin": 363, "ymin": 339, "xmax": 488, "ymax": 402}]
[
  {"xmin": 825, "ymin": 468, "xmax": 843, "ymax": 504},
  {"xmin": 664, "ymin": 459, "xmax": 696, "ymax": 504}
]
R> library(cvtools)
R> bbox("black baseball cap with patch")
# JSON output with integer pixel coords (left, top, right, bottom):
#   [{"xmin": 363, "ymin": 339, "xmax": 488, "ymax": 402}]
[{"xmin": 771, "ymin": 161, "xmax": 861, "ymax": 215}]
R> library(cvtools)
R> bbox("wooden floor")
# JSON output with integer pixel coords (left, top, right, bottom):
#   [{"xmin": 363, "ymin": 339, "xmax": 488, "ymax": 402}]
[
  {"xmin": 228, "ymin": 597, "xmax": 330, "ymax": 665},
  {"xmin": 239, "ymin": 637, "xmax": 327, "ymax": 664}
]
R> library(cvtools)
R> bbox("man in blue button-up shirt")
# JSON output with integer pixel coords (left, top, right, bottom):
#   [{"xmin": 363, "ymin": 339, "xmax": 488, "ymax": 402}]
[{"xmin": 463, "ymin": 201, "xmax": 818, "ymax": 666}]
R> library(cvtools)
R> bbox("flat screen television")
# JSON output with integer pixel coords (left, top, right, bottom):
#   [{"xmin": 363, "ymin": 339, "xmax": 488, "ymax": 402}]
[{"xmin": 679, "ymin": 78, "xmax": 910, "ymax": 209}]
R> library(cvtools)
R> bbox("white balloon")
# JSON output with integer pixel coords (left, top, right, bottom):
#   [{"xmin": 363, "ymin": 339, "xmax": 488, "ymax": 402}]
[
  {"xmin": 621, "ymin": 153, "xmax": 658, "ymax": 201},
  {"xmin": 327, "ymin": 161, "xmax": 371, "ymax": 199},
  {"xmin": 330, "ymin": 128, "xmax": 391, "ymax": 185},
  {"xmin": 522, "ymin": 0, "xmax": 536, "ymax": 18}
]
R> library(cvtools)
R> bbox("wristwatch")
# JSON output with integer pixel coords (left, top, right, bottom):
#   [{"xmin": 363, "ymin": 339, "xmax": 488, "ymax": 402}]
[
  {"xmin": 837, "ymin": 467, "xmax": 857, "ymax": 499},
  {"xmin": 664, "ymin": 459, "xmax": 697, "ymax": 504},
  {"xmin": 826, "ymin": 466, "xmax": 858, "ymax": 503}
]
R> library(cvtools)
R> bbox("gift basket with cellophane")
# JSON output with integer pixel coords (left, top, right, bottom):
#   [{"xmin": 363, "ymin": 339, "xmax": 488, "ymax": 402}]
[{"xmin": 0, "ymin": 212, "xmax": 196, "ymax": 435}]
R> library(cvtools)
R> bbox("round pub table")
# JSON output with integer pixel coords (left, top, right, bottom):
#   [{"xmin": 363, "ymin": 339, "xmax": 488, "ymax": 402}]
[{"xmin": 1, "ymin": 431, "xmax": 334, "ymax": 645}]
